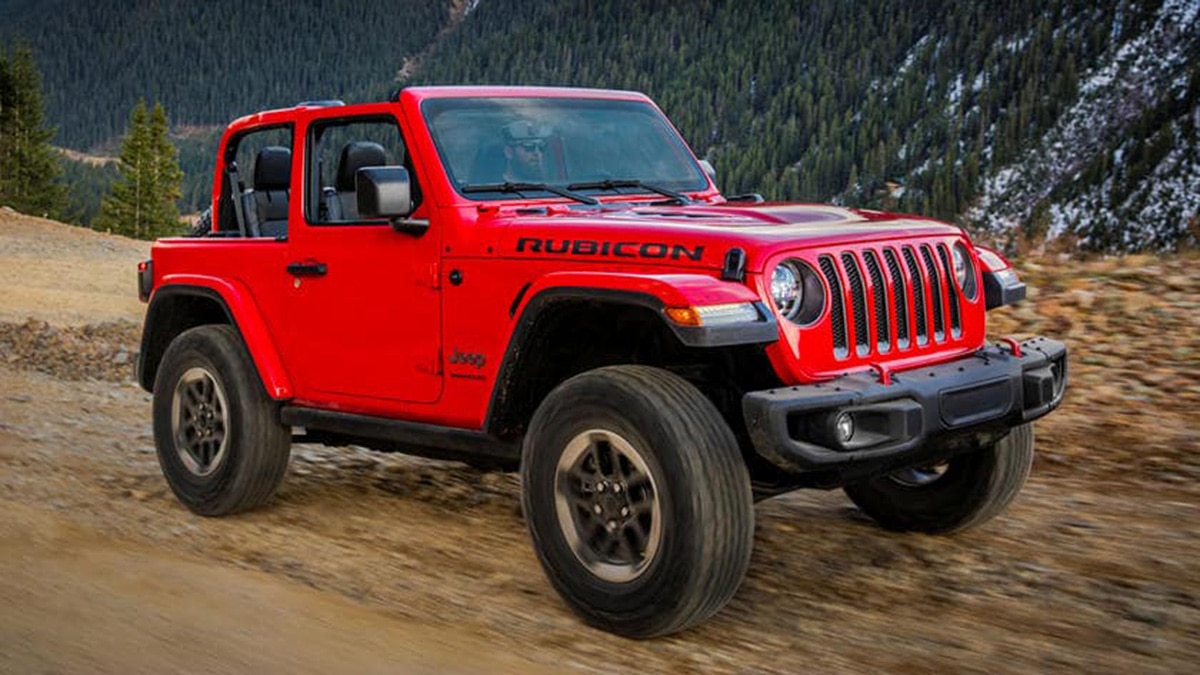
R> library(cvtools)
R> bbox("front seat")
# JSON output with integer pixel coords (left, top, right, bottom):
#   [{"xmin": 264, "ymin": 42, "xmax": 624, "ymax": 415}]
[
  {"xmin": 327, "ymin": 141, "xmax": 387, "ymax": 220},
  {"xmin": 242, "ymin": 146, "xmax": 291, "ymax": 238}
]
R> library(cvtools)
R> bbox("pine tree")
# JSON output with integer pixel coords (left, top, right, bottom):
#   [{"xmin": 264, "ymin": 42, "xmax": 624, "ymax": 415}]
[
  {"xmin": 0, "ymin": 44, "xmax": 67, "ymax": 218},
  {"xmin": 147, "ymin": 102, "xmax": 183, "ymax": 229},
  {"xmin": 95, "ymin": 100, "xmax": 183, "ymax": 239}
]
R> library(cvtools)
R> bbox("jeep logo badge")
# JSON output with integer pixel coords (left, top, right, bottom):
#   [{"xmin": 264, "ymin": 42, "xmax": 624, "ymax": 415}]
[{"xmin": 448, "ymin": 348, "xmax": 486, "ymax": 369}]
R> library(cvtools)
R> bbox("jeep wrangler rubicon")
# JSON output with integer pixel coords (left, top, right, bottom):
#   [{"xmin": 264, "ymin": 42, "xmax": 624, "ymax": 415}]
[{"xmin": 136, "ymin": 86, "xmax": 1067, "ymax": 638}]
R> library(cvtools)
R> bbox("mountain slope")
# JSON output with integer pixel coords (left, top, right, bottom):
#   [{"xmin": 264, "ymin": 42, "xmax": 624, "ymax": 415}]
[
  {"xmin": 970, "ymin": 0, "xmax": 1200, "ymax": 251},
  {"xmin": 4, "ymin": 0, "xmax": 1198, "ymax": 250},
  {"xmin": 410, "ymin": 0, "xmax": 1199, "ymax": 250},
  {"xmin": 0, "ymin": 0, "xmax": 450, "ymax": 150}
]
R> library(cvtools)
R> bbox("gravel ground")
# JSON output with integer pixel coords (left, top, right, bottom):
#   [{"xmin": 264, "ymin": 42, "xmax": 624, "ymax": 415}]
[{"xmin": 1, "ymin": 211, "xmax": 1198, "ymax": 672}]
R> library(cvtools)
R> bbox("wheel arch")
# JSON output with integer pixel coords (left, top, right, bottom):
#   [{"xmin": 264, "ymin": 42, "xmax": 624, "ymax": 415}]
[
  {"xmin": 137, "ymin": 282, "xmax": 293, "ymax": 399},
  {"xmin": 484, "ymin": 276, "xmax": 779, "ymax": 442}
]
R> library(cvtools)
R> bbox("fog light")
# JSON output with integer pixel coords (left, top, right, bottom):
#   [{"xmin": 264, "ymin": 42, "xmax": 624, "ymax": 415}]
[{"xmin": 835, "ymin": 412, "xmax": 855, "ymax": 444}]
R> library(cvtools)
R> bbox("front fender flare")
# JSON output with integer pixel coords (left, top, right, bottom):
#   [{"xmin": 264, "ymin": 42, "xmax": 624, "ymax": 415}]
[
  {"xmin": 485, "ymin": 272, "xmax": 777, "ymax": 436},
  {"xmin": 511, "ymin": 271, "xmax": 777, "ymax": 348}
]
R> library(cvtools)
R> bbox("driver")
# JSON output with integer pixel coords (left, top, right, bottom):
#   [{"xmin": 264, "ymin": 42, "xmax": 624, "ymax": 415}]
[{"xmin": 501, "ymin": 120, "xmax": 550, "ymax": 182}]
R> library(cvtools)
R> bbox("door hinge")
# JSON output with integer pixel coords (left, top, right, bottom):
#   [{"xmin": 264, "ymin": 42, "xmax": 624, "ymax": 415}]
[{"xmin": 417, "ymin": 348, "xmax": 442, "ymax": 376}]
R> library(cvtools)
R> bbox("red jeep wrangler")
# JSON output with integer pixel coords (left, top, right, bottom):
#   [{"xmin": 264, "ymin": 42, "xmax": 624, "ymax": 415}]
[{"xmin": 137, "ymin": 86, "xmax": 1067, "ymax": 637}]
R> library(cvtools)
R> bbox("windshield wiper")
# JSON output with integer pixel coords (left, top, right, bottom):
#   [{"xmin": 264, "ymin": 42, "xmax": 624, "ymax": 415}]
[
  {"xmin": 461, "ymin": 182, "xmax": 598, "ymax": 206},
  {"xmin": 566, "ymin": 179, "xmax": 693, "ymax": 204}
]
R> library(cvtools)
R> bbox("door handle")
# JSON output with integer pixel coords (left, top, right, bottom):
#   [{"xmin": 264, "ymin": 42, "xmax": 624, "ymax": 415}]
[{"xmin": 287, "ymin": 261, "xmax": 327, "ymax": 276}]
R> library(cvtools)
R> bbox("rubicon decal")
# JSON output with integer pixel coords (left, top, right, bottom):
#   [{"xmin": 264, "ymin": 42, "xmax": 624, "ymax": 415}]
[{"xmin": 516, "ymin": 238, "xmax": 704, "ymax": 261}]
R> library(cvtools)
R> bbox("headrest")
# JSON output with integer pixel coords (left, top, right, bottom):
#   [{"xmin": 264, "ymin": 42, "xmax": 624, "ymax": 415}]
[
  {"xmin": 501, "ymin": 120, "xmax": 550, "ymax": 143},
  {"xmin": 336, "ymin": 141, "xmax": 387, "ymax": 191},
  {"xmin": 254, "ymin": 146, "xmax": 291, "ymax": 191}
]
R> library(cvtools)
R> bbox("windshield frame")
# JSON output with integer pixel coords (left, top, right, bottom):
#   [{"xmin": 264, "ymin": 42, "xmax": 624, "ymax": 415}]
[{"xmin": 419, "ymin": 96, "xmax": 710, "ymax": 203}]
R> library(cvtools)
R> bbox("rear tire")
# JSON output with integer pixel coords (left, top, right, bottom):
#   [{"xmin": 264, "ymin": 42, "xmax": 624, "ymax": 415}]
[
  {"xmin": 152, "ymin": 325, "xmax": 291, "ymax": 516},
  {"xmin": 521, "ymin": 365, "xmax": 754, "ymax": 638},
  {"xmin": 844, "ymin": 424, "xmax": 1035, "ymax": 534}
]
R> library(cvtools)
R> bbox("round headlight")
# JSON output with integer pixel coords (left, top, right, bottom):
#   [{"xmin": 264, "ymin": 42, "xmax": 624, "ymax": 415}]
[
  {"xmin": 770, "ymin": 262, "xmax": 803, "ymax": 320},
  {"xmin": 952, "ymin": 245, "xmax": 968, "ymax": 287},
  {"xmin": 951, "ymin": 242, "xmax": 979, "ymax": 300}
]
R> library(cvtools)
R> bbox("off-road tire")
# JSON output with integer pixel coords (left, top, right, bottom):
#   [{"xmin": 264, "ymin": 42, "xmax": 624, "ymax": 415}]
[
  {"xmin": 521, "ymin": 365, "xmax": 754, "ymax": 638},
  {"xmin": 152, "ymin": 324, "xmax": 291, "ymax": 516},
  {"xmin": 844, "ymin": 424, "xmax": 1035, "ymax": 534}
]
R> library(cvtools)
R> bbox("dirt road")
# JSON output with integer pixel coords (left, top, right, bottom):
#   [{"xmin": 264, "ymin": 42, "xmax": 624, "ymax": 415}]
[{"xmin": 1, "ymin": 211, "xmax": 1198, "ymax": 672}]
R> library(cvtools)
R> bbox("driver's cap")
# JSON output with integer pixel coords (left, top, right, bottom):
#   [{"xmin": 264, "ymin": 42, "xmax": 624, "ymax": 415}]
[{"xmin": 502, "ymin": 120, "xmax": 550, "ymax": 142}]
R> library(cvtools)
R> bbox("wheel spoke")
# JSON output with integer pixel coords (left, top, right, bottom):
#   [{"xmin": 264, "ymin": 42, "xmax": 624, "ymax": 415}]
[
  {"xmin": 570, "ymin": 493, "xmax": 597, "ymax": 517},
  {"xmin": 625, "ymin": 472, "xmax": 651, "ymax": 492},
  {"xmin": 569, "ymin": 461, "xmax": 595, "ymax": 485},
  {"xmin": 603, "ymin": 441, "xmax": 622, "ymax": 479},
  {"xmin": 612, "ymin": 534, "xmax": 634, "ymax": 562},
  {"xmin": 624, "ymin": 519, "xmax": 648, "ymax": 554}
]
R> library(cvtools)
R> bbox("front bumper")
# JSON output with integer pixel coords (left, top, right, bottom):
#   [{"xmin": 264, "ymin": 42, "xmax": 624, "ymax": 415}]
[{"xmin": 743, "ymin": 337, "xmax": 1067, "ymax": 478}]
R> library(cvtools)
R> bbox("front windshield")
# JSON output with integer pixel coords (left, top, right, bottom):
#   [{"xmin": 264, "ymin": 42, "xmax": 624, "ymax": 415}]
[{"xmin": 421, "ymin": 97, "xmax": 708, "ymax": 200}]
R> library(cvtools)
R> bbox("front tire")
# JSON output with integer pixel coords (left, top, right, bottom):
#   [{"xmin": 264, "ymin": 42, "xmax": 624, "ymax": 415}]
[
  {"xmin": 152, "ymin": 325, "xmax": 291, "ymax": 516},
  {"xmin": 844, "ymin": 424, "xmax": 1035, "ymax": 534},
  {"xmin": 521, "ymin": 366, "xmax": 754, "ymax": 638}
]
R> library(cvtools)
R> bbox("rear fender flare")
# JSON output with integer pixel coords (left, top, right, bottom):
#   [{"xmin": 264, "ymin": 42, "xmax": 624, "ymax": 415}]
[{"xmin": 139, "ymin": 277, "xmax": 293, "ymax": 399}]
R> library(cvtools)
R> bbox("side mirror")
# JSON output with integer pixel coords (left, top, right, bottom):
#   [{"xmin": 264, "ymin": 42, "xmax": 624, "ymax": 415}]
[
  {"xmin": 698, "ymin": 159, "xmax": 717, "ymax": 185},
  {"xmin": 356, "ymin": 166, "xmax": 429, "ymax": 235}
]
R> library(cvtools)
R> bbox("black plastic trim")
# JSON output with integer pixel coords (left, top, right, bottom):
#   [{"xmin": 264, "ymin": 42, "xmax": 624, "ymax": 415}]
[
  {"xmin": 721, "ymin": 247, "xmax": 747, "ymax": 282},
  {"xmin": 137, "ymin": 259, "xmax": 153, "ymax": 302},
  {"xmin": 484, "ymin": 286, "xmax": 777, "ymax": 436},
  {"xmin": 983, "ymin": 270, "xmax": 1027, "ymax": 309},
  {"xmin": 136, "ymin": 285, "xmax": 237, "ymax": 391},
  {"xmin": 282, "ymin": 407, "xmax": 519, "ymax": 468},
  {"xmin": 508, "ymin": 282, "xmax": 532, "ymax": 317},
  {"xmin": 743, "ymin": 337, "xmax": 1067, "ymax": 476}
]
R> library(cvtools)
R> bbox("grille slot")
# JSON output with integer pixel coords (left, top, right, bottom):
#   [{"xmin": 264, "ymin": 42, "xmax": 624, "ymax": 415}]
[
  {"xmin": 883, "ymin": 248, "xmax": 910, "ymax": 349},
  {"xmin": 902, "ymin": 247, "xmax": 929, "ymax": 345},
  {"xmin": 818, "ymin": 256, "xmax": 848, "ymax": 359},
  {"xmin": 936, "ymin": 244, "xmax": 963, "ymax": 337},
  {"xmin": 863, "ymin": 250, "xmax": 890, "ymax": 353},
  {"xmin": 841, "ymin": 253, "xmax": 870, "ymax": 356},
  {"xmin": 920, "ymin": 245, "xmax": 945, "ymax": 341}
]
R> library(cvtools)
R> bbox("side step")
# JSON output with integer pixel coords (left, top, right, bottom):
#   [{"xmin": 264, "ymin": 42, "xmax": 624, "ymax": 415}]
[{"xmin": 281, "ymin": 406, "xmax": 520, "ymax": 469}]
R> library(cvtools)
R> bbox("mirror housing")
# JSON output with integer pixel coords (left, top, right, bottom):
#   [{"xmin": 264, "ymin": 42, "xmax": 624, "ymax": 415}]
[
  {"xmin": 356, "ymin": 166, "xmax": 429, "ymax": 235},
  {"xmin": 698, "ymin": 159, "xmax": 717, "ymax": 185}
]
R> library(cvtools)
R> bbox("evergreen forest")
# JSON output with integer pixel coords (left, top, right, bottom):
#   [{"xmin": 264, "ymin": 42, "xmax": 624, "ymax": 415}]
[{"xmin": 1, "ymin": 0, "xmax": 1197, "ymax": 250}]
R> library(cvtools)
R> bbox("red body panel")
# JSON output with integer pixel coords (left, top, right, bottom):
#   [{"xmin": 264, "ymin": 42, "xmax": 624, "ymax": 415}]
[{"xmin": 148, "ymin": 86, "xmax": 992, "ymax": 432}]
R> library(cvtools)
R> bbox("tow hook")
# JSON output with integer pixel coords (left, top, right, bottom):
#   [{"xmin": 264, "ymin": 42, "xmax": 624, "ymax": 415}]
[{"xmin": 997, "ymin": 337, "xmax": 1023, "ymax": 357}]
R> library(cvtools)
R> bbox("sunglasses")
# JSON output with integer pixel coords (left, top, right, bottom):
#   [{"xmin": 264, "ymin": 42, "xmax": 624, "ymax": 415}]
[{"xmin": 514, "ymin": 140, "xmax": 546, "ymax": 152}]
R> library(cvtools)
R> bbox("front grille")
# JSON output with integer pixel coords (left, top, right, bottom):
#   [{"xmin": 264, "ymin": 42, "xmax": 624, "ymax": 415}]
[
  {"xmin": 863, "ymin": 250, "xmax": 890, "ymax": 353},
  {"xmin": 818, "ymin": 243, "xmax": 966, "ymax": 360},
  {"xmin": 841, "ymin": 252, "xmax": 870, "ymax": 357},
  {"xmin": 920, "ymin": 245, "xmax": 946, "ymax": 341},
  {"xmin": 901, "ymin": 247, "xmax": 928, "ymax": 345},
  {"xmin": 882, "ymin": 249, "xmax": 909, "ymax": 349},
  {"xmin": 818, "ymin": 256, "xmax": 848, "ymax": 359},
  {"xmin": 936, "ymin": 244, "xmax": 963, "ymax": 338}
]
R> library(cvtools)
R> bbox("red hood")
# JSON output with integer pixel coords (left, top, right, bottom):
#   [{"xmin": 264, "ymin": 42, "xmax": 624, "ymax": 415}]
[{"xmin": 491, "ymin": 202, "xmax": 965, "ymax": 272}]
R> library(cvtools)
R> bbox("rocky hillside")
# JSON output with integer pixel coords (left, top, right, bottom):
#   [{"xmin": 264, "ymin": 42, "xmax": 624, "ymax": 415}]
[
  {"xmin": 1, "ymin": 209, "xmax": 1196, "ymax": 487},
  {"xmin": 5, "ymin": 0, "xmax": 1197, "ymax": 250}
]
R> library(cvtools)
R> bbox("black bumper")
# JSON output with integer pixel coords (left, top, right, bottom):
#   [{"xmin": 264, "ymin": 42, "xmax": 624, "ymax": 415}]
[{"xmin": 743, "ymin": 337, "xmax": 1067, "ymax": 476}]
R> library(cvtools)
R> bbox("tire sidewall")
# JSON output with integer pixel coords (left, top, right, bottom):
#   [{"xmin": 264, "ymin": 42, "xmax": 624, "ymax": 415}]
[
  {"xmin": 152, "ymin": 326, "xmax": 258, "ymax": 514},
  {"xmin": 845, "ymin": 424, "xmax": 1034, "ymax": 533},
  {"xmin": 522, "ymin": 377, "xmax": 702, "ymax": 630}
]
